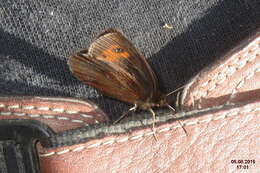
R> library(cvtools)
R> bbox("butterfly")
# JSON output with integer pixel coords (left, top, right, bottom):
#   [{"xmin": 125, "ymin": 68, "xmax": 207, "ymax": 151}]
[{"xmin": 68, "ymin": 29, "xmax": 185, "ymax": 134}]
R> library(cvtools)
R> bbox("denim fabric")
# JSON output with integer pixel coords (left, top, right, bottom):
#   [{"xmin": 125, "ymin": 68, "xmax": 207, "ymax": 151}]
[{"xmin": 0, "ymin": 0, "xmax": 259, "ymax": 120}]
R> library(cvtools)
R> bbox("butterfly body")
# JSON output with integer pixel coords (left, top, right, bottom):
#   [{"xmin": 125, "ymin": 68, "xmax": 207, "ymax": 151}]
[{"xmin": 134, "ymin": 93, "xmax": 167, "ymax": 110}]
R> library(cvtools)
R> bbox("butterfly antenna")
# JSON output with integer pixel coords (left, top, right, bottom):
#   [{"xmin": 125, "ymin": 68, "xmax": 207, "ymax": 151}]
[
  {"xmin": 113, "ymin": 104, "xmax": 137, "ymax": 124},
  {"xmin": 166, "ymin": 85, "xmax": 186, "ymax": 97},
  {"xmin": 166, "ymin": 104, "xmax": 187, "ymax": 136},
  {"xmin": 175, "ymin": 91, "xmax": 181, "ymax": 111},
  {"xmin": 149, "ymin": 108, "xmax": 158, "ymax": 141}
]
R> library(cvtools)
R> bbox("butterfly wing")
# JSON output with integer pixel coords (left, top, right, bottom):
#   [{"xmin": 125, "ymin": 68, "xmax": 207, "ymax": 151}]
[{"xmin": 68, "ymin": 29, "xmax": 159, "ymax": 104}]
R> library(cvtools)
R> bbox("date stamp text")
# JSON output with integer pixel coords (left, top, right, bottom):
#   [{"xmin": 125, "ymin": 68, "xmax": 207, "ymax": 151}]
[{"xmin": 230, "ymin": 159, "xmax": 256, "ymax": 170}]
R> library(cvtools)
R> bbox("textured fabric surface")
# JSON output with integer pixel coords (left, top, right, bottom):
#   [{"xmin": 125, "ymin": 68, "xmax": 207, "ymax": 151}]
[{"xmin": 0, "ymin": 0, "xmax": 259, "ymax": 120}]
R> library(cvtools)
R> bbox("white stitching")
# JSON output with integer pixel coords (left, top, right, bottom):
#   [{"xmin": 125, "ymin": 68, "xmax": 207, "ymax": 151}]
[
  {"xmin": 7, "ymin": 105, "xmax": 20, "ymax": 109},
  {"xmin": 216, "ymin": 75, "xmax": 227, "ymax": 85},
  {"xmin": 129, "ymin": 134, "xmax": 143, "ymax": 140},
  {"xmin": 39, "ymin": 104, "xmax": 260, "ymax": 158},
  {"xmin": 42, "ymin": 115, "xmax": 55, "ymax": 119},
  {"xmin": 117, "ymin": 137, "xmax": 129, "ymax": 143},
  {"xmin": 245, "ymin": 71, "xmax": 255, "ymax": 80},
  {"xmin": 203, "ymin": 50, "xmax": 258, "ymax": 96},
  {"xmin": 198, "ymin": 118, "xmax": 212, "ymax": 123},
  {"xmin": 0, "ymin": 103, "xmax": 98, "ymax": 121},
  {"xmin": 36, "ymin": 107, "xmax": 50, "ymax": 111},
  {"xmin": 184, "ymin": 120, "xmax": 198, "ymax": 126},
  {"xmin": 65, "ymin": 110, "xmax": 78, "ymax": 114},
  {"xmin": 80, "ymin": 114, "xmax": 94, "ymax": 119},
  {"xmin": 225, "ymin": 66, "xmax": 236, "ymax": 76},
  {"xmin": 254, "ymin": 107, "xmax": 260, "ymax": 111},
  {"xmin": 0, "ymin": 111, "xmax": 89, "ymax": 125},
  {"xmin": 22, "ymin": 105, "xmax": 35, "ymax": 110},
  {"xmin": 237, "ymin": 60, "xmax": 247, "ymax": 69},
  {"xmin": 240, "ymin": 108, "xmax": 253, "ymax": 114},
  {"xmin": 41, "ymin": 152, "xmax": 55, "ymax": 157},
  {"xmin": 201, "ymin": 81, "xmax": 208, "ymax": 87},
  {"xmin": 30, "ymin": 114, "xmax": 41, "ymax": 118},
  {"xmin": 144, "ymin": 131, "xmax": 156, "ymax": 136},
  {"xmin": 227, "ymin": 67, "xmax": 260, "ymax": 103},
  {"xmin": 158, "ymin": 127, "xmax": 171, "ymax": 133},
  {"xmin": 249, "ymin": 44, "xmax": 258, "ymax": 51},
  {"xmin": 13, "ymin": 112, "xmax": 26, "ymax": 116},
  {"xmin": 87, "ymin": 142, "xmax": 102, "ymax": 149},
  {"xmin": 72, "ymin": 146, "xmax": 85, "ymax": 152},
  {"xmin": 57, "ymin": 117, "xmax": 70, "ymax": 120},
  {"xmin": 71, "ymin": 120, "xmax": 84, "ymax": 123},
  {"xmin": 212, "ymin": 114, "xmax": 226, "ymax": 121},
  {"xmin": 57, "ymin": 149, "xmax": 70, "ymax": 155},
  {"xmin": 0, "ymin": 103, "xmax": 89, "ymax": 115},
  {"xmin": 52, "ymin": 108, "xmax": 65, "ymax": 113},
  {"xmin": 102, "ymin": 140, "xmax": 115, "ymax": 145},
  {"xmin": 256, "ymin": 67, "xmax": 260, "ymax": 73},
  {"xmin": 0, "ymin": 112, "xmax": 11, "ymax": 116},
  {"xmin": 193, "ymin": 42, "xmax": 259, "ymax": 105}
]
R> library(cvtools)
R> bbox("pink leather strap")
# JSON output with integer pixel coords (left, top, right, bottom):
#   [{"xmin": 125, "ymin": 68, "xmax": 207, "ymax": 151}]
[
  {"xmin": 39, "ymin": 101, "xmax": 259, "ymax": 173},
  {"xmin": 0, "ymin": 97, "xmax": 108, "ymax": 132},
  {"xmin": 181, "ymin": 34, "xmax": 260, "ymax": 110}
]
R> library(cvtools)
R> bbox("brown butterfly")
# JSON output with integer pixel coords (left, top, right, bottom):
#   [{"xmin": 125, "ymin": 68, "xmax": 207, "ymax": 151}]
[{"xmin": 68, "ymin": 29, "xmax": 185, "ymax": 134}]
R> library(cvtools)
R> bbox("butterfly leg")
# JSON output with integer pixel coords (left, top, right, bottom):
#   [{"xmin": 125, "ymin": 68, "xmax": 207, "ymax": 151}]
[
  {"xmin": 148, "ymin": 108, "xmax": 158, "ymax": 141},
  {"xmin": 113, "ymin": 104, "xmax": 138, "ymax": 124},
  {"xmin": 167, "ymin": 104, "xmax": 188, "ymax": 136}
]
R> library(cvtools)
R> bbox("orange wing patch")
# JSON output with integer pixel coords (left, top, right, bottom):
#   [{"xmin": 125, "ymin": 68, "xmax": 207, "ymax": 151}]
[{"xmin": 101, "ymin": 45, "xmax": 130, "ymax": 62}]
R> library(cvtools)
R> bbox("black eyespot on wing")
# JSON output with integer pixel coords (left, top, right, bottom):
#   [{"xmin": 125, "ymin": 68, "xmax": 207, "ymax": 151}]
[{"xmin": 113, "ymin": 47, "xmax": 124, "ymax": 53}]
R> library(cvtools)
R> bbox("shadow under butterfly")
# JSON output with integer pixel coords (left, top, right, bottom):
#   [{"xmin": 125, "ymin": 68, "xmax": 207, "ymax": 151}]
[{"xmin": 68, "ymin": 29, "xmax": 186, "ymax": 136}]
